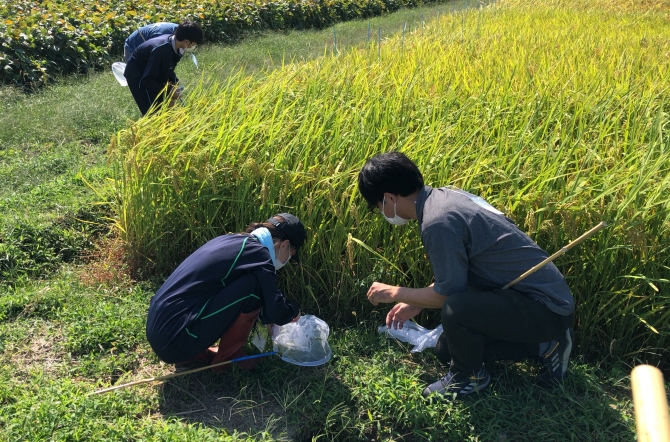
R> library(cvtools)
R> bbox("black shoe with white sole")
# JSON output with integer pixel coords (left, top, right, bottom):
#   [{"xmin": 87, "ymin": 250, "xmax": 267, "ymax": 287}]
[
  {"xmin": 422, "ymin": 363, "xmax": 491, "ymax": 399},
  {"xmin": 536, "ymin": 327, "xmax": 573, "ymax": 388}
]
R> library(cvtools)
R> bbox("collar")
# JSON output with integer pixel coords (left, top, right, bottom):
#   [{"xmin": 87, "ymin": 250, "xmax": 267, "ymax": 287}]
[
  {"xmin": 449, "ymin": 187, "xmax": 504, "ymax": 215},
  {"xmin": 170, "ymin": 36, "xmax": 180, "ymax": 55},
  {"xmin": 415, "ymin": 185, "xmax": 432, "ymax": 226},
  {"xmin": 250, "ymin": 227, "xmax": 276, "ymax": 269}
]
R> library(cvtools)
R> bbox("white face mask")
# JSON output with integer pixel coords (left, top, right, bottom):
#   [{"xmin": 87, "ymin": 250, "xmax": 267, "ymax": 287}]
[
  {"xmin": 382, "ymin": 195, "xmax": 410, "ymax": 226},
  {"xmin": 274, "ymin": 242, "xmax": 290, "ymax": 270},
  {"xmin": 181, "ymin": 44, "xmax": 196, "ymax": 55}
]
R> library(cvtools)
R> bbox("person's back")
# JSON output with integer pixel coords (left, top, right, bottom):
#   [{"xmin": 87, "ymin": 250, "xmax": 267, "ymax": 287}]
[
  {"xmin": 124, "ymin": 22, "xmax": 178, "ymax": 62},
  {"xmin": 417, "ymin": 186, "xmax": 574, "ymax": 315},
  {"xmin": 123, "ymin": 34, "xmax": 179, "ymax": 108}
]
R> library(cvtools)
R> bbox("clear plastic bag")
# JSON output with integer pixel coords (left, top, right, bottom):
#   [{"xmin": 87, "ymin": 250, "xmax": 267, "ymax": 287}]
[
  {"xmin": 378, "ymin": 322, "xmax": 443, "ymax": 353},
  {"xmin": 111, "ymin": 62, "xmax": 127, "ymax": 86},
  {"xmin": 272, "ymin": 315, "xmax": 333, "ymax": 366},
  {"xmin": 251, "ymin": 322, "xmax": 269, "ymax": 352}
]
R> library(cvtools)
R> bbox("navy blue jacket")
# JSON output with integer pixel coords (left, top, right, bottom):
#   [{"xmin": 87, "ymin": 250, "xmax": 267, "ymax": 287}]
[
  {"xmin": 147, "ymin": 234, "xmax": 300, "ymax": 344},
  {"xmin": 124, "ymin": 22, "xmax": 178, "ymax": 60},
  {"xmin": 123, "ymin": 34, "xmax": 181, "ymax": 106}
]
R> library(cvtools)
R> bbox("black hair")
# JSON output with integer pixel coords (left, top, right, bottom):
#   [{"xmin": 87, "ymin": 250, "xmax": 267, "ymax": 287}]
[
  {"xmin": 175, "ymin": 20, "xmax": 204, "ymax": 45},
  {"xmin": 244, "ymin": 216, "xmax": 290, "ymax": 244},
  {"xmin": 357, "ymin": 152, "xmax": 424, "ymax": 211}
]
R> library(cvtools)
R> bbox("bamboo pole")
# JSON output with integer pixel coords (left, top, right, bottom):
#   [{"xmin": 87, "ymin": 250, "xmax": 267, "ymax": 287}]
[
  {"xmin": 631, "ymin": 365, "xmax": 670, "ymax": 442},
  {"xmin": 502, "ymin": 221, "xmax": 607, "ymax": 290},
  {"xmin": 90, "ymin": 351, "xmax": 276, "ymax": 395}
]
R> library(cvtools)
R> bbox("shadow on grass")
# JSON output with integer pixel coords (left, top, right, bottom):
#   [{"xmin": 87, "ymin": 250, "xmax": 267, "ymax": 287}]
[
  {"xmin": 289, "ymin": 321, "xmax": 633, "ymax": 441},
  {"xmin": 414, "ymin": 357, "xmax": 636, "ymax": 441},
  {"xmin": 156, "ymin": 353, "xmax": 354, "ymax": 441}
]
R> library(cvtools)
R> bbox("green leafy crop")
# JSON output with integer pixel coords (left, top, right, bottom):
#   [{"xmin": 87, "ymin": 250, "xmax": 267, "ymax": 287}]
[{"xmin": 0, "ymin": 0, "xmax": 448, "ymax": 89}]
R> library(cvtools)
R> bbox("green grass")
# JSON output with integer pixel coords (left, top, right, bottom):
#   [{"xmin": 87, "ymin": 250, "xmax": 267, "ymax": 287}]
[
  {"xmin": 0, "ymin": 274, "xmax": 639, "ymax": 441},
  {"xmin": 191, "ymin": 1, "xmax": 488, "ymax": 77},
  {"xmin": 0, "ymin": 0, "xmax": 664, "ymax": 440}
]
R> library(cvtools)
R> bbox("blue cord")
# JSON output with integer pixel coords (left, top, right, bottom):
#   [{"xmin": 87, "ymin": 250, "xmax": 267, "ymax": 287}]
[{"xmin": 229, "ymin": 351, "xmax": 277, "ymax": 364}]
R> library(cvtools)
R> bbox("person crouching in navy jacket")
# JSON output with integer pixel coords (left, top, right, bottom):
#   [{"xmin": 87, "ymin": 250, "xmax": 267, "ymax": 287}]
[{"xmin": 146, "ymin": 213, "xmax": 306, "ymax": 372}]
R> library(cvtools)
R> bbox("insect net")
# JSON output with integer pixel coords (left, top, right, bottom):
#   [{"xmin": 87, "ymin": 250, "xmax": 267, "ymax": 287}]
[{"xmin": 271, "ymin": 315, "xmax": 332, "ymax": 366}]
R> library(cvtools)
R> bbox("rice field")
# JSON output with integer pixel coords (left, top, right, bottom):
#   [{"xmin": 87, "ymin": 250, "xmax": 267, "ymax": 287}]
[{"xmin": 108, "ymin": 0, "xmax": 670, "ymax": 369}]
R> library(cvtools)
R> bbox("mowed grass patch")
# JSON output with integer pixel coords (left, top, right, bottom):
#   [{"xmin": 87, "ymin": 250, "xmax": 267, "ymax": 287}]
[
  {"xmin": 110, "ymin": 0, "xmax": 670, "ymax": 368},
  {"xmin": 0, "ymin": 273, "xmax": 148, "ymax": 367},
  {"xmin": 192, "ymin": 0, "xmax": 488, "ymax": 77},
  {"xmin": 0, "ymin": 71, "xmax": 137, "ymax": 284}
]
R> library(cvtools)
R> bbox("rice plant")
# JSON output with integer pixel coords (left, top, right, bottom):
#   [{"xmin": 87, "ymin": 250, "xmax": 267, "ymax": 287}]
[{"xmin": 107, "ymin": 0, "xmax": 670, "ymax": 368}]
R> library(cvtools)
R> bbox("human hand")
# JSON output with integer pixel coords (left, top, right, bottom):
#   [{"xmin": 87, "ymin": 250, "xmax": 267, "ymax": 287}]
[
  {"xmin": 172, "ymin": 85, "xmax": 182, "ymax": 99},
  {"xmin": 167, "ymin": 86, "xmax": 182, "ymax": 107},
  {"xmin": 386, "ymin": 303, "xmax": 423, "ymax": 330},
  {"xmin": 367, "ymin": 282, "xmax": 399, "ymax": 306}
]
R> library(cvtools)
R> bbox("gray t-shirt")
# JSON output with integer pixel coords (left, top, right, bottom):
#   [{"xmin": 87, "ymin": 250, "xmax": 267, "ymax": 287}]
[{"xmin": 416, "ymin": 185, "xmax": 574, "ymax": 316}]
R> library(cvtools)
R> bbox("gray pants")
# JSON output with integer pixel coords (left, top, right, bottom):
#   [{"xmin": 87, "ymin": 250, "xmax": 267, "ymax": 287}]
[{"xmin": 438, "ymin": 287, "xmax": 573, "ymax": 374}]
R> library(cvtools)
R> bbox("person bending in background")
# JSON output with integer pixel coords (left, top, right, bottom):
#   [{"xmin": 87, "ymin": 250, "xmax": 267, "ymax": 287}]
[
  {"xmin": 357, "ymin": 152, "xmax": 574, "ymax": 399},
  {"xmin": 123, "ymin": 20, "xmax": 202, "ymax": 116},
  {"xmin": 124, "ymin": 22, "xmax": 178, "ymax": 63},
  {"xmin": 146, "ymin": 213, "xmax": 305, "ymax": 372}
]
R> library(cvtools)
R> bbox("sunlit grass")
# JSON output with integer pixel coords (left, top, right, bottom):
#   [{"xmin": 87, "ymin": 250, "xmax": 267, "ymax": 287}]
[{"xmin": 0, "ymin": 274, "xmax": 639, "ymax": 441}]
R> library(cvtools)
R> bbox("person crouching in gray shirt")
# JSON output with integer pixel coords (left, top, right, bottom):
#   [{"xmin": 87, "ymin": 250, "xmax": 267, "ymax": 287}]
[{"xmin": 358, "ymin": 152, "xmax": 574, "ymax": 400}]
